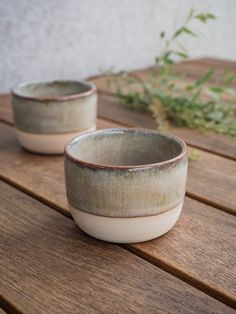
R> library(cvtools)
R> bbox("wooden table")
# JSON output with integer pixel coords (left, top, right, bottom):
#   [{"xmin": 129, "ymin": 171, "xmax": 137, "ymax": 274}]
[{"xmin": 0, "ymin": 58, "xmax": 235, "ymax": 313}]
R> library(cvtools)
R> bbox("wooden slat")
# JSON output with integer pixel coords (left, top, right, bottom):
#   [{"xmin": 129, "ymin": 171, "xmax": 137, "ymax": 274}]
[
  {"xmin": 96, "ymin": 94, "xmax": 235, "ymax": 159},
  {"xmin": 1, "ymin": 91, "xmax": 235, "ymax": 162},
  {"xmin": 99, "ymin": 96, "xmax": 236, "ymax": 214},
  {"xmin": 0, "ymin": 122, "xmax": 235, "ymax": 307},
  {"xmin": 89, "ymin": 61, "xmax": 236, "ymax": 161},
  {"xmin": 0, "ymin": 102, "xmax": 235, "ymax": 216},
  {"xmin": 196, "ymin": 58, "xmax": 236, "ymax": 71},
  {"xmin": 172, "ymin": 58, "xmax": 236, "ymax": 80},
  {"xmin": 129, "ymin": 197, "xmax": 236, "ymax": 307},
  {"xmin": 90, "ymin": 58, "xmax": 236, "ymax": 93},
  {"xmin": 96, "ymin": 94, "xmax": 236, "ymax": 161},
  {"xmin": 186, "ymin": 150, "xmax": 236, "ymax": 214},
  {"xmin": 94, "ymin": 73, "xmax": 235, "ymax": 104},
  {"xmin": 0, "ymin": 94, "xmax": 12, "ymax": 125},
  {"xmin": 1, "ymin": 181, "xmax": 233, "ymax": 314}
]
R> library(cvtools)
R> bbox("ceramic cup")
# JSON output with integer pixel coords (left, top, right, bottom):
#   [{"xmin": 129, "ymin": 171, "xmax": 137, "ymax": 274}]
[
  {"xmin": 64, "ymin": 128, "xmax": 188, "ymax": 243},
  {"xmin": 11, "ymin": 80, "xmax": 97, "ymax": 154}
]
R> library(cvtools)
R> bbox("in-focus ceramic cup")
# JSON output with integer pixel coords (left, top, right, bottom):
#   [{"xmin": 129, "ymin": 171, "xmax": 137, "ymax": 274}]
[
  {"xmin": 64, "ymin": 128, "xmax": 188, "ymax": 243},
  {"xmin": 11, "ymin": 80, "xmax": 97, "ymax": 154}
]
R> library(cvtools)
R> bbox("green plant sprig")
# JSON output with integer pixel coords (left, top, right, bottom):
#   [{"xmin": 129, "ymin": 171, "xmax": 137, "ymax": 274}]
[{"xmin": 106, "ymin": 8, "xmax": 236, "ymax": 136}]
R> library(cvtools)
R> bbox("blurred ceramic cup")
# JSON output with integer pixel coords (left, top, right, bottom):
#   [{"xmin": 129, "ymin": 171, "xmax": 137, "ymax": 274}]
[
  {"xmin": 64, "ymin": 128, "xmax": 188, "ymax": 243},
  {"xmin": 11, "ymin": 80, "xmax": 97, "ymax": 154}
]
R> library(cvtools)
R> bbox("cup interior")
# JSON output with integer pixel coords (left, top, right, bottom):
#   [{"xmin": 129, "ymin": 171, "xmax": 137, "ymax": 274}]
[
  {"xmin": 66, "ymin": 129, "xmax": 185, "ymax": 167},
  {"xmin": 12, "ymin": 81, "xmax": 94, "ymax": 100}
]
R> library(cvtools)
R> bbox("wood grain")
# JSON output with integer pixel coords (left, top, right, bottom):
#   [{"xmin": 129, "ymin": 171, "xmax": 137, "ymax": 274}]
[
  {"xmin": 0, "ymin": 122, "xmax": 235, "ymax": 307},
  {"xmin": 187, "ymin": 150, "xmax": 236, "ymax": 214},
  {"xmin": 196, "ymin": 58, "xmax": 236, "ymax": 71},
  {"xmin": 90, "ymin": 58, "xmax": 236, "ymax": 95},
  {"xmin": 0, "ymin": 111, "xmax": 235, "ymax": 216},
  {"xmin": 98, "ymin": 97, "xmax": 236, "ymax": 214},
  {"xmin": 0, "ymin": 96, "xmax": 236, "ymax": 214},
  {"xmin": 129, "ymin": 197, "xmax": 236, "ymax": 307},
  {"xmin": 96, "ymin": 93, "xmax": 236, "ymax": 161},
  {"xmin": 0, "ymin": 94, "xmax": 12, "ymax": 125},
  {"xmin": 89, "ymin": 58, "xmax": 236, "ymax": 161},
  {"xmin": 1, "ymin": 181, "xmax": 233, "ymax": 314},
  {"xmin": 2, "ymin": 60, "xmax": 236, "ymax": 162}
]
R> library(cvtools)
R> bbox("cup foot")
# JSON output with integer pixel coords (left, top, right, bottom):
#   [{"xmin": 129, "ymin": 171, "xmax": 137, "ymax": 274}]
[
  {"xmin": 15, "ymin": 126, "xmax": 96, "ymax": 154},
  {"xmin": 70, "ymin": 202, "xmax": 183, "ymax": 243}
]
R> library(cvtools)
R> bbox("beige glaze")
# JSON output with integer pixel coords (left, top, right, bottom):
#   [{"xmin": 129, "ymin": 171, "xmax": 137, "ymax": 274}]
[
  {"xmin": 70, "ymin": 202, "xmax": 183, "ymax": 243},
  {"xmin": 16, "ymin": 126, "xmax": 96, "ymax": 154}
]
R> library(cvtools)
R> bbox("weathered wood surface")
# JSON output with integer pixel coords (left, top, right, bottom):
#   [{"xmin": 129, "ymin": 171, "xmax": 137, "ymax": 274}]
[
  {"xmin": 130, "ymin": 197, "xmax": 236, "ymax": 307},
  {"xmin": 0, "ymin": 58, "xmax": 235, "ymax": 312},
  {"xmin": 0, "ymin": 95, "xmax": 235, "ymax": 215},
  {"xmin": 1, "ymin": 181, "xmax": 233, "ymax": 314},
  {"xmin": 1, "ymin": 60, "xmax": 236, "ymax": 162},
  {"xmin": 90, "ymin": 58, "xmax": 236, "ymax": 94},
  {"xmin": 96, "ymin": 94, "xmax": 236, "ymax": 161},
  {"xmin": 0, "ymin": 122, "xmax": 235, "ymax": 307},
  {"xmin": 0, "ymin": 93, "xmax": 12, "ymax": 125},
  {"xmin": 89, "ymin": 58, "xmax": 236, "ymax": 161}
]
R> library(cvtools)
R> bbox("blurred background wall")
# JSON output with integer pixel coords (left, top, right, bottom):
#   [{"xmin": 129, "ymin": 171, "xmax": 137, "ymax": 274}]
[{"xmin": 0, "ymin": 0, "xmax": 236, "ymax": 92}]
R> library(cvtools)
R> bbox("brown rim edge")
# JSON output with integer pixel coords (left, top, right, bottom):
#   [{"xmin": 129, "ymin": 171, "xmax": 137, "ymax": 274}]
[
  {"xmin": 64, "ymin": 128, "xmax": 188, "ymax": 170},
  {"xmin": 11, "ymin": 80, "xmax": 97, "ymax": 102}
]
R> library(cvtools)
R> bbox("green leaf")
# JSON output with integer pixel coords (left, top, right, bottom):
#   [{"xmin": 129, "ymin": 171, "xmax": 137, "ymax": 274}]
[
  {"xmin": 163, "ymin": 57, "xmax": 174, "ymax": 65},
  {"xmin": 195, "ymin": 13, "xmax": 217, "ymax": 23},
  {"xmin": 206, "ymin": 111, "xmax": 224, "ymax": 122},
  {"xmin": 194, "ymin": 69, "xmax": 215, "ymax": 87},
  {"xmin": 108, "ymin": 8, "xmax": 235, "ymax": 137},
  {"xmin": 173, "ymin": 51, "xmax": 188, "ymax": 58},
  {"xmin": 126, "ymin": 79, "xmax": 137, "ymax": 84},
  {"xmin": 191, "ymin": 88, "xmax": 203, "ymax": 102},
  {"xmin": 186, "ymin": 84, "xmax": 194, "ymax": 91},
  {"xmin": 173, "ymin": 28, "xmax": 183, "ymax": 38},
  {"xmin": 224, "ymin": 74, "xmax": 236, "ymax": 86},
  {"xmin": 168, "ymin": 82, "xmax": 175, "ymax": 90},
  {"xmin": 181, "ymin": 27, "xmax": 197, "ymax": 37},
  {"xmin": 160, "ymin": 52, "xmax": 174, "ymax": 65},
  {"xmin": 187, "ymin": 7, "xmax": 195, "ymax": 20},
  {"xmin": 222, "ymin": 69, "xmax": 229, "ymax": 77},
  {"xmin": 209, "ymin": 86, "xmax": 225, "ymax": 93},
  {"xmin": 206, "ymin": 13, "xmax": 217, "ymax": 19},
  {"xmin": 174, "ymin": 27, "xmax": 197, "ymax": 38}
]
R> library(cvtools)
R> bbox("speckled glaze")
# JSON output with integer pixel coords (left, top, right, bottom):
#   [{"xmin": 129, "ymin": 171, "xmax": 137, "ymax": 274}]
[
  {"xmin": 11, "ymin": 80, "xmax": 97, "ymax": 154},
  {"xmin": 64, "ymin": 128, "xmax": 188, "ymax": 243}
]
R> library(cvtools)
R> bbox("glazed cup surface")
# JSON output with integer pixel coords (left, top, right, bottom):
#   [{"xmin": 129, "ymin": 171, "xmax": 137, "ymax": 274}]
[
  {"xmin": 64, "ymin": 128, "xmax": 188, "ymax": 243},
  {"xmin": 11, "ymin": 80, "xmax": 97, "ymax": 154}
]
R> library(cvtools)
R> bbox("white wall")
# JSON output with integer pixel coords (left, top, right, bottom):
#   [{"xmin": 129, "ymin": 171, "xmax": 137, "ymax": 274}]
[{"xmin": 0, "ymin": 0, "xmax": 236, "ymax": 92}]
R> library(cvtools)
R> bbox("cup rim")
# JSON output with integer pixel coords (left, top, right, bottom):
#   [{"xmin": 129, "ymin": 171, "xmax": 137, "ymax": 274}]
[
  {"xmin": 64, "ymin": 128, "xmax": 187, "ymax": 170},
  {"xmin": 11, "ymin": 80, "xmax": 96, "ymax": 102}
]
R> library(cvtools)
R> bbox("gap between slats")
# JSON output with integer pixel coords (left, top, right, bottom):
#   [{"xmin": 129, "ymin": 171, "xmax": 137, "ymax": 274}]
[
  {"xmin": 0, "ymin": 175, "xmax": 235, "ymax": 309},
  {"xmin": 0, "ymin": 295, "xmax": 23, "ymax": 314},
  {"xmin": 0, "ymin": 115, "xmax": 234, "ymax": 217},
  {"xmin": 97, "ymin": 105, "xmax": 236, "ymax": 162},
  {"xmin": 0, "ymin": 180, "xmax": 234, "ymax": 313}
]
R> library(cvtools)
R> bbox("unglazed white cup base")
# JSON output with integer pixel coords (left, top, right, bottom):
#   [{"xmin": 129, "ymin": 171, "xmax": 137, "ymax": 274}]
[
  {"xmin": 70, "ymin": 202, "xmax": 183, "ymax": 243},
  {"xmin": 15, "ymin": 126, "xmax": 96, "ymax": 154}
]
